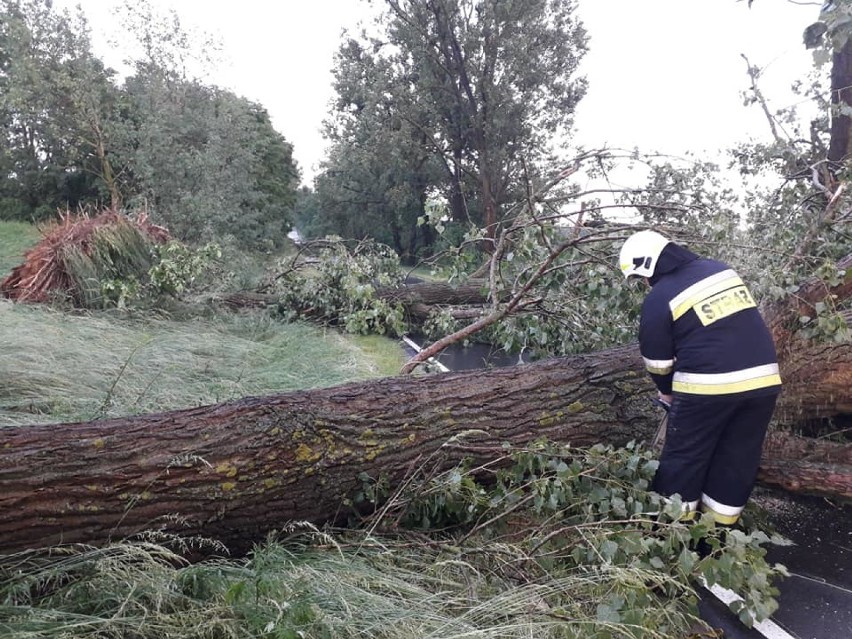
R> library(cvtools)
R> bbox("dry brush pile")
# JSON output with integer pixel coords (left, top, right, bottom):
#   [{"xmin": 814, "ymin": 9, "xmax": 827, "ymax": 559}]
[{"xmin": 0, "ymin": 209, "xmax": 169, "ymax": 307}]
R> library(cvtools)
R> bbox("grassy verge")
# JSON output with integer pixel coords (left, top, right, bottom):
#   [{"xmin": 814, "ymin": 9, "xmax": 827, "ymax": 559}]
[
  {"xmin": 0, "ymin": 303, "xmax": 406, "ymax": 426},
  {"xmin": 0, "ymin": 221, "xmax": 39, "ymax": 277},
  {"xmin": 0, "ymin": 220, "xmax": 405, "ymax": 427}
]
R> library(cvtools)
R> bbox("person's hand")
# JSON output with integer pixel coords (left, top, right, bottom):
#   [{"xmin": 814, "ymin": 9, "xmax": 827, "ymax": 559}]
[{"xmin": 658, "ymin": 392, "xmax": 673, "ymax": 405}]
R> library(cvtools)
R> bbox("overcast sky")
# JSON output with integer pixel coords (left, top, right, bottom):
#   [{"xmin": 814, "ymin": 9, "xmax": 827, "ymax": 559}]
[{"xmin": 57, "ymin": 0, "xmax": 820, "ymax": 185}]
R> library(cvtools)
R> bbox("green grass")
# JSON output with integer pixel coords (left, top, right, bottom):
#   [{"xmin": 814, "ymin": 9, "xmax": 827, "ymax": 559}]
[
  {"xmin": 0, "ymin": 221, "xmax": 39, "ymax": 277},
  {"xmin": 0, "ymin": 529, "xmax": 702, "ymax": 639},
  {"xmin": 0, "ymin": 303, "xmax": 406, "ymax": 426},
  {"xmin": 0, "ymin": 219, "xmax": 406, "ymax": 426}
]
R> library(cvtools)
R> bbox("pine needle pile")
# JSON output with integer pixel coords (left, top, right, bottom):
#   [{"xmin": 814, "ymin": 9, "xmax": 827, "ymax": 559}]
[{"xmin": 0, "ymin": 209, "xmax": 169, "ymax": 307}]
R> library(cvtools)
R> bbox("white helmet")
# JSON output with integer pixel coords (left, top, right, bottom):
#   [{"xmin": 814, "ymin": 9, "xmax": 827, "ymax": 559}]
[{"xmin": 618, "ymin": 230, "xmax": 671, "ymax": 279}]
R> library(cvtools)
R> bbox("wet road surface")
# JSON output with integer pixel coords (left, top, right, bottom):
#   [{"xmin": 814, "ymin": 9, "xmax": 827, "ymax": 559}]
[
  {"xmin": 662, "ymin": 489, "xmax": 851, "ymax": 638},
  {"xmin": 717, "ymin": 489, "xmax": 852, "ymax": 639}
]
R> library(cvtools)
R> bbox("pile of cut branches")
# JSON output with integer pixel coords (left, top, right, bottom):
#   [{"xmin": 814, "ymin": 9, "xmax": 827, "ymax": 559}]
[{"xmin": 0, "ymin": 209, "xmax": 169, "ymax": 305}]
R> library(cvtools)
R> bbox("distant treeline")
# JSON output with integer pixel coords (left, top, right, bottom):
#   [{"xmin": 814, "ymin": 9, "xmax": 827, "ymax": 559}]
[{"xmin": 0, "ymin": 0, "xmax": 299, "ymax": 249}]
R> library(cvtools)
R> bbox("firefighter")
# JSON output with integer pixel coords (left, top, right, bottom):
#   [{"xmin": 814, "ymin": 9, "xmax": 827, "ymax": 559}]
[{"xmin": 618, "ymin": 230, "xmax": 782, "ymax": 525}]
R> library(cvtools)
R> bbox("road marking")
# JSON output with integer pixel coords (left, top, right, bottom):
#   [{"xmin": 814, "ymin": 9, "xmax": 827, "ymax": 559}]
[
  {"xmin": 702, "ymin": 579, "xmax": 797, "ymax": 639},
  {"xmin": 401, "ymin": 335, "xmax": 450, "ymax": 373},
  {"xmin": 789, "ymin": 571, "xmax": 852, "ymax": 595}
]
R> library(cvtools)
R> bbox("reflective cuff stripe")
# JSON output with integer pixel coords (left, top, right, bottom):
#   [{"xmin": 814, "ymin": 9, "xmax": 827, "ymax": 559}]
[
  {"xmin": 701, "ymin": 494, "xmax": 743, "ymax": 525},
  {"xmin": 672, "ymin": 364, "xmax": 781, "ymax": 395},
  {"xmin": 702, "ymin": 510, "xmax": 739, "ymax": 525},
  {"xmin": 661, "ymin": 497, "xmax": 699, "ymax": 521},
  {"xmin": 673, "ymin": 374, "xmax": 782, "ymax": 395},
  {"xmin": 661, "ymin": 496, "xmax": 698, "ymax": 508},
  {"xmin": 668, "ymin": 269, "xmax": 742, "ymax": 320},
  {"xmin": 643, "ymin": 356, "xmax": 674, "ymax": 375}
]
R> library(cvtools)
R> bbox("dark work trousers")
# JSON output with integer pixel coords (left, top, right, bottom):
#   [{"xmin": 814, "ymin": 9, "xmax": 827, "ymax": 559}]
[{"xmin": 651, "ymin": 392, "xmax": 779, "ymax": 510}]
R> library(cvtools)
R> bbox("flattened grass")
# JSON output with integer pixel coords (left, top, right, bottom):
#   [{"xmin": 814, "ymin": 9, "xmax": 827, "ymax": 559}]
[
  {"xmin": 0, "ymin": 219, "xmax": 406, "ymax": 426},
  {"xmin": 0, "ymin": 527, "xmax": 703, "ymax": 639},
  {"xmin": 0, "ymin": 303, "xmax": 406, "ymax": 426}
]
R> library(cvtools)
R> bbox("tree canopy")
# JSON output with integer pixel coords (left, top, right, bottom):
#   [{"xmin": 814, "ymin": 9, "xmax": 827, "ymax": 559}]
[
  {"xmin": 305, "ymin": 0, "xmax": 588, "ymax": 260},
  {"xmin": 0, "ymin": 0, "xmax": 300, "ymax": 249}
]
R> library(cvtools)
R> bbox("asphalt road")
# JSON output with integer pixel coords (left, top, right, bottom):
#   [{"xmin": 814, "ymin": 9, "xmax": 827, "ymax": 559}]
[{"xmin": 699, "ymin": 489, "xmax": 852, "ymax": 639}]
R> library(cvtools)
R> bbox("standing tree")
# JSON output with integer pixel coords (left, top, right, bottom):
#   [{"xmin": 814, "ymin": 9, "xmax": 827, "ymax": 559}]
[
  {"xmin": 114, "ymin": 0, "xmax": 301, "ymax": 247},
  {"xmin": 0, "ymin": 0, "xmax": 300, "ymax": 247},
  {"xmin": 312, "ymin": 38, "xmax": 443, "ymax": 259},
  {"xmin": 0, "ymin": 0, "xmax": 120, "ymax": 218},
  {"xmin": 315, "ymin": 0, "xmax": 587, "ymax": 250}
]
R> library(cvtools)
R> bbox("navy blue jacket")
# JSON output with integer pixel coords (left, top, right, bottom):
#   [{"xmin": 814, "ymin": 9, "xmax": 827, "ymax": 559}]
[{"xmin": 639, "ymin": 258, "xmax": 781, "ymax": 397}]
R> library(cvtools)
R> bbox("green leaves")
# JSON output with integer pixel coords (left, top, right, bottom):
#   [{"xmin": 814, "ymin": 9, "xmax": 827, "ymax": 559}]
[
  {"xmin": 273, "ymin": 238, "xmax": 407, "ymax": 337},
  {"xmin": 148, "ymin": 241, "xmax": 221, "ymax": 297},
  {"xmin": 315, "ymin": 0, "xmax": 588, "ymax": 253},
  {"xmin": 363, "ymin": 439, "xmax": 788, "ymax": 632},
  {"xmin": 0, "ymin": 1, "xmax": 299, "ymax": 246},
  {"xmin": 0, "ymin": 1, "xmax": 113, "ymax": 220}
]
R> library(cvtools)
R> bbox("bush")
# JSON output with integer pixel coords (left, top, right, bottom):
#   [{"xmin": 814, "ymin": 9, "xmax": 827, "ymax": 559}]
[{"xmin": 271, "ymin": 237, "xmax": 407, "ymax": 337}]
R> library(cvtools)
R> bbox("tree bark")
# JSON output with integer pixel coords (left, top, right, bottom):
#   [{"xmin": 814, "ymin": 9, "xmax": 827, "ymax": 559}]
[
  {"xmin": 1, "ymin": 339, "xmax": 850, "ymax": 556},
  {"xmin": 775, "ymin": 341, "xmax": 852, "ymax": 420},
  {"xmin": 758, "ymin": 461, "xmax": 852, "ymax": 498},
  {"xmin": 828, "ymin": 36, "xmax": 852, "ymax": 165},
  {"xmin": 0, "ymin": 346, "xmax": 647, "ymax": 555},
  {"xmin": 377, "ymin": 280, "xmax": 491, "ymax": 306}
]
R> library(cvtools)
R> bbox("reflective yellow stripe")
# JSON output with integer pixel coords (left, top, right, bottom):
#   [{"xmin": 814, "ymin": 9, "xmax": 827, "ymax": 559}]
[
  {"xmin": 702, "ymin": 508, "xmax": 740, "ymax": 525},
  {"xmin": 668, "ymin": 269, "xmax": 738, "ymax": 312},
  {"xmin": 643, "ymin": 356, "xmax": 674, "ymax": 375},
  {"xmin": 646, "ymin": 364, "xmax": 673, "ymax": 375},
  {"xmin": 673, "ymin": 364, "xmax": 781, "ymax": 395},
  {"xmin": 670, "ymin": 274, "xmax": 744, "ymax": 320},
  {"xmin": 673, "ymin": 373, "xmax": 782, "ymax": 395},
  {"xmin": 701, "ymin": 495, "xmax": 743, "ymax": 525}
]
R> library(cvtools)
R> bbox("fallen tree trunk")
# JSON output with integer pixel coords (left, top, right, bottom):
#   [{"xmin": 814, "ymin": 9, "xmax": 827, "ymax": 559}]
[
  {"xmin": 775, "ymin": 341, "xmax": 852, "ymax": 420},
  {"xmin": 376, "ymin": 280, "xmax": 491, "ymax": 306},
  {"xmin": 758, "ymin": 461, "xmax": 852, "ymax": 498},
  {"xmin": 2, "ymin": 253, "xmax": 850, "ymax": 555},
  {"xmin": 1, "ymin": 342, "xmax": 850, "ymax": 556},
  {"xmin": 221, "ymin": 281, "xmax": 493, "ymax": 319}
]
